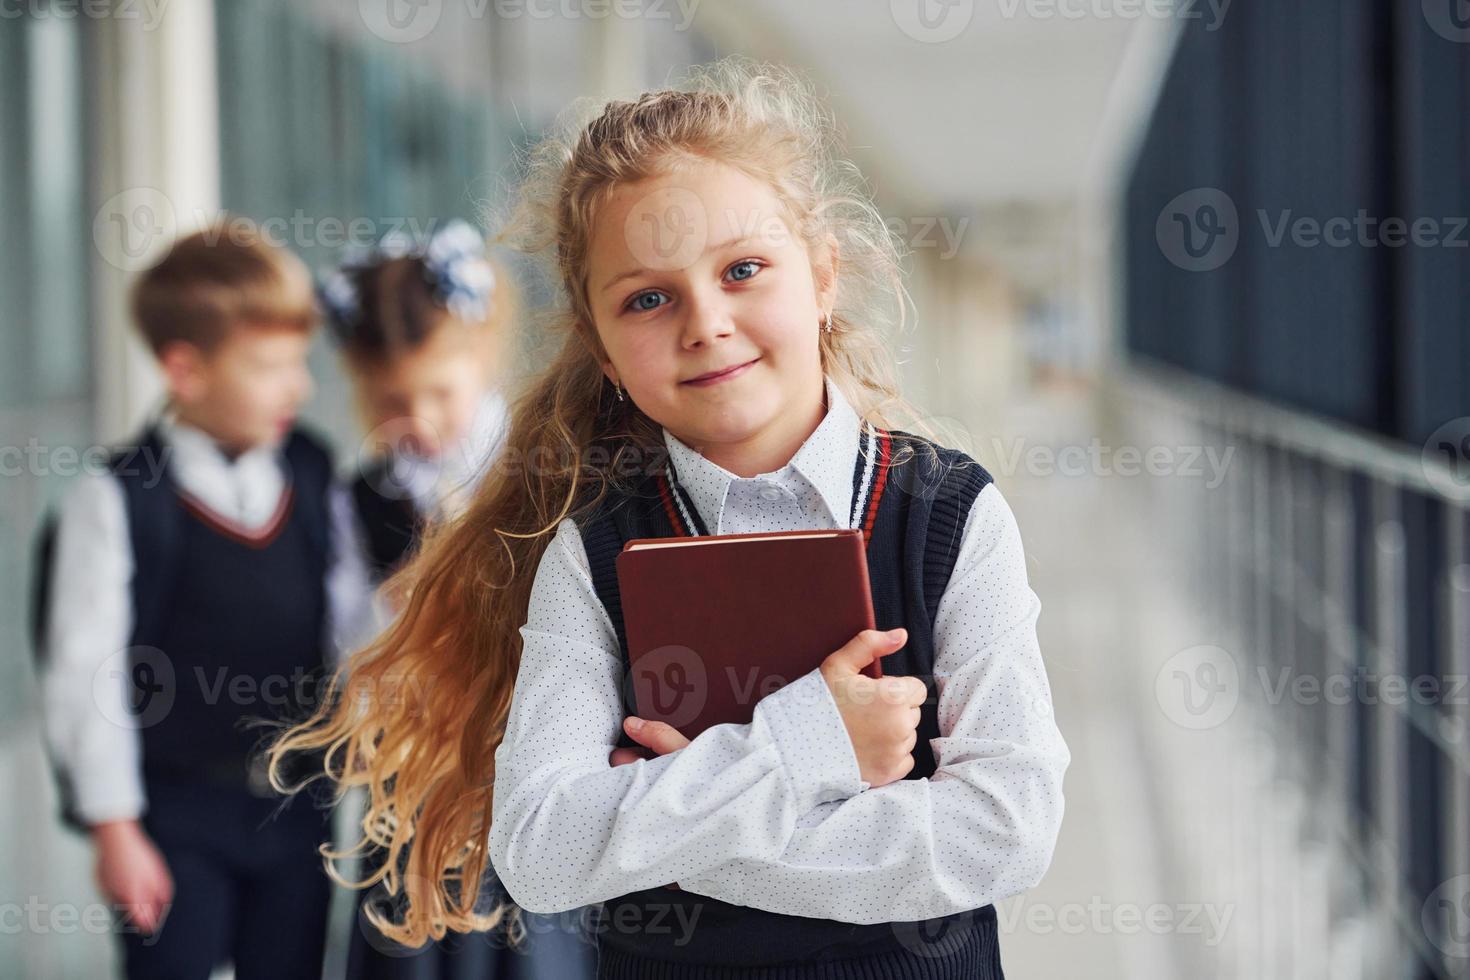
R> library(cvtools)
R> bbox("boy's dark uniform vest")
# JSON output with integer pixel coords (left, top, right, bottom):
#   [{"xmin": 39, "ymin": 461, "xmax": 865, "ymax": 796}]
[
  {"xmin": 34, "ymin": 426, "xmax": 334, "ymax": 830},
  {"xmin": 576, "ymin": 423, "xmax": 1005, "ymax": 979}
]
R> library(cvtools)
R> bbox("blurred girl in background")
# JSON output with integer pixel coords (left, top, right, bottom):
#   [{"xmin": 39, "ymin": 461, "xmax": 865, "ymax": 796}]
[{"xmin": 318, "ymin": 219, "xmax": 596, "ymax": 980}]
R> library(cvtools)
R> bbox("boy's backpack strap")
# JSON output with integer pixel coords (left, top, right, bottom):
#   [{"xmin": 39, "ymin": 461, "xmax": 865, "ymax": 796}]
[
  {"xmin": 29, "ymin": 514, "xmax": 59, "ymax": 665},
  {"xmin": 30, "ymin": 514, "xmax": 80, "ymax": 835},
  {"xmin": 109, "ymin": 427, "xmax": 184, "ymax": 649}
]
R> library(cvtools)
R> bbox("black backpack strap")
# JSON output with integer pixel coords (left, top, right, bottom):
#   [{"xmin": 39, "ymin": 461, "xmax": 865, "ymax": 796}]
[
  {"xmin": 110, "ymin": 427, "xmax": 185, "ymax": 649},
  {"xmin": 349, "ymin": 456, "xmax": 419, "ymax": 583},
  {"xmin": 576, "ymin": 487, "xmax": 668, "ymax": 752},
  {"xmin": 29, "ymin": 509, "xmax": 87, "ymax": 834},
  {"xmin": 580, "ymin": 508, "xmax": 631, "ymax": 663},
  {"xmin": 30, "ymin": 513, "xmax": 59, "ymax": 665},
  {"xmin": 256, "ymin": 428, "xmax": 335, "ymax": 786}
]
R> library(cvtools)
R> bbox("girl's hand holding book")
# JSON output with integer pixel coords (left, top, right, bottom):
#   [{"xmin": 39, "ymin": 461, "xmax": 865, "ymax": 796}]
[
  {"xmin": 604, "ymin": 628, "xmax": 920, "ymax": 892},
  {"xmin": 609, "ymin": 719, "xmax": 690, "ymax": 891},
  {"xmin": 609, "ymin": 627, "xmax": 921, "ymax": 789},
  {"xmin": 609, "ymin": 716, "xmax": 688, "ymax": 765},
  {"xmin": 819, "ymin": 628, "xmax": 923, "ymax": 788}
]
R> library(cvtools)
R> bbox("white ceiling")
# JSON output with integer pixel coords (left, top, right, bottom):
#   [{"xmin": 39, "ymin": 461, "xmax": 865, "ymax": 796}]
[{"xmin": 703, "ymin": 0, "xmax": 1155, "ymax": 212}]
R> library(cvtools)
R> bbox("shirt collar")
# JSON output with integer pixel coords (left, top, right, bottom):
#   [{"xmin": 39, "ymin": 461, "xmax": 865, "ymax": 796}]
[
  {"xmin": 156, "ymin": 411, "xmax": 282, "ymax": 482},
  {"xmin": 154, "ymin": 411, "xmax": 286, "ymax": 522},
  {"xmin": 661, "ymin": 374, "xmax": 863, "ymax": 533}
]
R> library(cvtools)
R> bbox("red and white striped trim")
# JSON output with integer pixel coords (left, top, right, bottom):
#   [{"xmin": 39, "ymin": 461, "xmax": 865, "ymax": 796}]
[{"xmin": 176, "ymin": 484, "xmax": 295, "ymax": 549}]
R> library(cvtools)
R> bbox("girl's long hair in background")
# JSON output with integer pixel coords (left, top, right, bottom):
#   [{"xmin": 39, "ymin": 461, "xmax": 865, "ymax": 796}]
[{"xmin": 267, "ymin": 55, "xmax": 943, "ymax": 948}]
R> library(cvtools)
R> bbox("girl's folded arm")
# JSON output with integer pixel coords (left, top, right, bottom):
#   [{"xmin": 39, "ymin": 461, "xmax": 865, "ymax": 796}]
[
  {"xmin": 487, "ymin": 518, "xmax": 865, "ymax": 914},
  {"xmin": 677, "ymin": 484, "xmax": 1072, "ymax": 924}
]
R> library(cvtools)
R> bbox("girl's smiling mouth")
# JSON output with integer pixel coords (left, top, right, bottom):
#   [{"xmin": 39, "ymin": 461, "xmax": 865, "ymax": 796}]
[{"xmin": 682, "ymin": 357, "xmax": 760, "ymax": 386}]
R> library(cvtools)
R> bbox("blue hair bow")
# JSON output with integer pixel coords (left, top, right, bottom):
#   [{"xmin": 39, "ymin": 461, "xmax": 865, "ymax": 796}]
[{"xmin": 317, "ymin": 219, "xmax": 497, "ymax": 338}]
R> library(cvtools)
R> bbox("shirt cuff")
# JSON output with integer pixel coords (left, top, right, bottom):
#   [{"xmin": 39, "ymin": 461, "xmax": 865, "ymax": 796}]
[
  {"xmin": 753, "ymin": 668, "xmax": 866, "ymax": 811},
  {"xmin": 73, "ymin": 788, "xmax": 146, "ymax": 828}
]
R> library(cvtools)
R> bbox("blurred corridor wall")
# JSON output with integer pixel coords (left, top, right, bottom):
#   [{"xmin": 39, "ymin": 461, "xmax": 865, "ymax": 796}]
[
  {"xmin": 1124, "ymin": 0, "xmax": 1468, "ymax": 444},
  {"xmin": 1119, "ymin": 3, "xmax": 1469, "ymax": 977}
]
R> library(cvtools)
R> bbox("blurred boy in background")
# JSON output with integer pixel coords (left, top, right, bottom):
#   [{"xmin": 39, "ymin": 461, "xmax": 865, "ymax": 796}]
[{"xmin": 36, "ymin": 222, "xmax": 348, "ymax": 980}]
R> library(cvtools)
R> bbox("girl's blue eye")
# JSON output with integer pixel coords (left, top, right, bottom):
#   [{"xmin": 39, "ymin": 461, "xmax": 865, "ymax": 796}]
[
  {"xmin": 627, "ymin": 290, "xmax": 668, "ymax": 313},
  {"xmin": 727, "ymin": 260, "xmax": 760, "ymax": 282}
]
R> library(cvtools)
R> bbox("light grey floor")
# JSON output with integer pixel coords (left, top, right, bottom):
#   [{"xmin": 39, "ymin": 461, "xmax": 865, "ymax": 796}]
[{"xmin": 988, "ymin": 383, "xmax": 1173, "ymax": 978}]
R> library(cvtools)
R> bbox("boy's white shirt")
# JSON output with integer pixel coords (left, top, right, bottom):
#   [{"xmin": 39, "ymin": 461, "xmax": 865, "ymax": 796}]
[
  {"xmin": 489, "ymin": 374, "xmax": 1072, "ymax": 924},
  {"xmin": 41, "ymin": 414, "xmax": 373, "ymax": 826}
]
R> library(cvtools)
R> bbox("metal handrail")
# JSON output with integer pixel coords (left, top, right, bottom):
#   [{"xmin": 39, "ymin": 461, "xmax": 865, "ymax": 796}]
[{"xmin": 1124, "ymin": 355, "xmax": 1470, "ymax": 506}]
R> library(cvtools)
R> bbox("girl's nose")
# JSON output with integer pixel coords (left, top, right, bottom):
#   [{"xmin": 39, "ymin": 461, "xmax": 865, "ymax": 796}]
[{"xmin": 680, "ymin": 291, "xmax": 734, "ymax": 348}]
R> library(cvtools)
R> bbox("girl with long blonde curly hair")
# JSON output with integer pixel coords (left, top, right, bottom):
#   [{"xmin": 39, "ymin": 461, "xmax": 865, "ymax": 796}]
[{"xmin": 269, "ymin": 55, "xmax": 1069, "ymax": 979}]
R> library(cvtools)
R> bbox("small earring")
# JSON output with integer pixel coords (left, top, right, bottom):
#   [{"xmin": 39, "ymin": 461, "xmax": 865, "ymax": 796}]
[
  {"xmin": 822, "ymin": 312, "xmax": 833, "ymax": 334},
  {"xmin": 614, "ymin": 381, "xmax": 625, "ymax": 402}
]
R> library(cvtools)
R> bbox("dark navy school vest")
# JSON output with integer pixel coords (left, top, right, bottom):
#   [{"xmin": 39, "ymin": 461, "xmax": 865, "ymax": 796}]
[
  {"xmin": 575, "ymin": 422, "xmax": 1002, "ymax": 975},
  {"xmin": 35, "ymin": 426, "xmax": 334, "ymax": 831},
  {"xmin": 118, "ymin": 426, "xmax": 333, "ymax": 789}
]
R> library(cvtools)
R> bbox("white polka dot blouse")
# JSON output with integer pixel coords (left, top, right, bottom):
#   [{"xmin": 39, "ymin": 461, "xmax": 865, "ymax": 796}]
[{"xmin": 488, "ymin": 374, "xmax": 1071, "ymax": 924}]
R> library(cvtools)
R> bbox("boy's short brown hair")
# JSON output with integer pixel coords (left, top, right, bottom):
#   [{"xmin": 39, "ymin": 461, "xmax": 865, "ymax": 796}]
[{"xmin": 130, "ymin": 220, "xmax": 317, "ymax": 354}]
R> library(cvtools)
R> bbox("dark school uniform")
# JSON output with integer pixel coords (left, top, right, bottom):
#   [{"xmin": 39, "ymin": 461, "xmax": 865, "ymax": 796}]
[{"xmin": 574, "ymin": 421, "xmax": 1003, "ymax": 979}]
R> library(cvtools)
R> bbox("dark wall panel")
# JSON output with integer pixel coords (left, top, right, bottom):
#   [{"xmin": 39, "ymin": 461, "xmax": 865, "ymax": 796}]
[{"xmin": 1124, "ymin": 0, "xmax": 1468, "ymax": 445}]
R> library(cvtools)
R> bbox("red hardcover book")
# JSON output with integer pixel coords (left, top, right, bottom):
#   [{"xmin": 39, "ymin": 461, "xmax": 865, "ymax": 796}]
[{"xmin": 614, "ymin": 527, "xmax": 881, "ymax": 739}]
